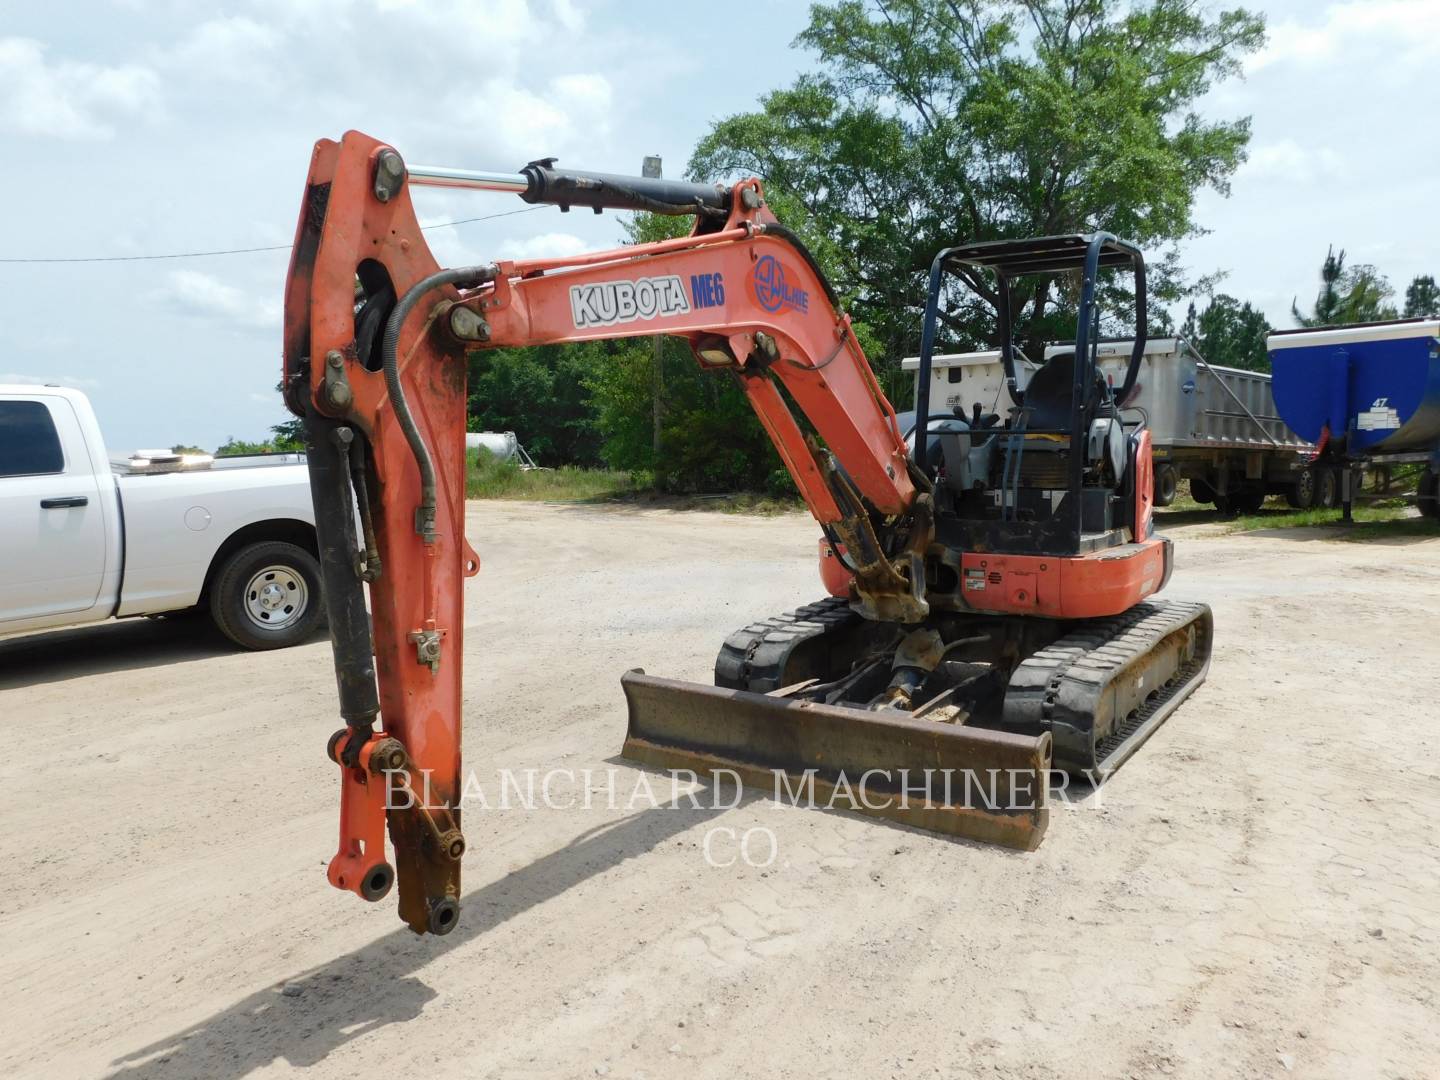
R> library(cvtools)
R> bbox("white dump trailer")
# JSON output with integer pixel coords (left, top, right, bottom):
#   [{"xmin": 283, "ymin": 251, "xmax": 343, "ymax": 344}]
[{"xmin": 903, "ymin": 338, "xmax": 1316, "ymax": 511}]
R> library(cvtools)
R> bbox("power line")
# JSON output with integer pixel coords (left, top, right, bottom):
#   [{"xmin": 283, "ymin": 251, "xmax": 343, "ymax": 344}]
[{"xmin": 0, "ymin": 205, "xmax": 547, "ymax": 264}]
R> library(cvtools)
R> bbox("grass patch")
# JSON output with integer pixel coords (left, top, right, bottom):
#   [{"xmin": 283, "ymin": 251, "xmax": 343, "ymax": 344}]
[
  {"xmin": 1159, "ymin": 480, "xmax": 1436, "ymax": 540},
  {"xmin": 465, "ymin": 451, "xmax": 637, "ymax": 502},
  {"xmin": 464, "ymin": 452, "xmax": 805, "ymax": 513},
  {"xmin": 1228, "ymin": 504, "xmax": 1410, "ymax": 531},
  {"xmin": 1226, "ymin": 502, "xmax": 1436, "ymax": 540}
]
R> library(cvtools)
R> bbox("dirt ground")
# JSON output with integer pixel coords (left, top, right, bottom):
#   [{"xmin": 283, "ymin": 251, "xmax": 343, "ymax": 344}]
[{"xmin": 3, "ymin": 502, "xmax": 1438, "ymax": 1080}]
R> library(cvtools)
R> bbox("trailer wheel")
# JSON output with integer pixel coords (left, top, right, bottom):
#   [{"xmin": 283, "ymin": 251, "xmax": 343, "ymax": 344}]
[
  {"xmin": 210, "ymin": 540, "xmax": 324, "ymax": 650},
  {"xmin": 1315, "ymin": 468, "xmax": 1340, "ymax": 509},
  {"xmin": 1153, "ymin": 465, "xmax": 1178, "ymax": 507},
  {"xmin": 1285, "ymin": 469, "xmax": 1318, "ymax": 509},
  {"xmin": 1231, "ymin": 487, "xmax": 1266, "ymax": 514},
  {"xmin": 1420, "ymin": 468, "xmax": 1440, "ymax": 521},
  {"xmin": 1190, "ymin": 477, "xmax": 1218, "ymax": 505}
]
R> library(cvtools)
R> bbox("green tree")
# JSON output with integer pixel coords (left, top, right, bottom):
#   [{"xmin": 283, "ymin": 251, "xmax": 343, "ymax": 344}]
[
  {"xmin": 269, "ymin": 417, "xmax": 305, "ymax": 451},
  {"xmin": 1292, "ymin": 247, "xmax": 1399, "ymax": 326},
  {"xmin": 215, "ymin": 436, "xmax": 275, "ymax": 456},
  {"xmin": 1191, "ymin": 293, "xmax": 1269, "ymax": 372},
  {"xmin": 690, "ymin": 0, "xmax": 1265, "ymax": 371},
  {"xmin": 583, "ymin": 337, "xmax": 789, "ymax": 493},
  {"xmin": 466, "ymin": 341, "xmax": 605, "ymax": 465},
  {"xmin": 1403, "ymin": 274, "xmax": 1439, "ymax": 318},
  {"xmin": 170, "ymin": 444, "xmax": 207, "ymax": 455}
]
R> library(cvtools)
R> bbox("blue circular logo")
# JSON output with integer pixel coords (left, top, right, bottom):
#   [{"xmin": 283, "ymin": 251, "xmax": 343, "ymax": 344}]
[{"xmin": 753, "ymin": 254, "xmax": 787, "ymax": 313}]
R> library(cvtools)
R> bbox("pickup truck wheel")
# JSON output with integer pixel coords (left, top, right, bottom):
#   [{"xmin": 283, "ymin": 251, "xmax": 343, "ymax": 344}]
[{"xmin": 211, "ymin": 541, "xmax": 322, "ymax": 650}]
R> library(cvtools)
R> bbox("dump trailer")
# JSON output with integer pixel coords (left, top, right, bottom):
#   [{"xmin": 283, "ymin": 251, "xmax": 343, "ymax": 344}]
[
  {"xmin": 904, "ymin": 337, "xmax": 1315, "ymax": 512},
  {"xmin": 1268, "ymin": 318, "xmax": 1440, "ymax": 520},
  {"xmin": 283, "ymin": 130, "xmax": 1213, "ymax": 936}
]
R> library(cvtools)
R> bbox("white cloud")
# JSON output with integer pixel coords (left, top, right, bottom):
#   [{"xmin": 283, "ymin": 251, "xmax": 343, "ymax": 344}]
[
  {"xmin": 444, "ymin": 72, "xmax": 615, "ymax": 162},
  {"xmin": 1249, "ymin": 1, "xmax": 1440, "ymax": 73},
  {"xmin": 552, "ymin": 73, "xmax": 612, "ymax": 111},
  {"xmin": 0, "ymin": 372, "xmax": 100, "ymax": 389},
  {"xmin": 155, "ymin": 270, "xmax": 280, "ymax": 331},
  {"xmin": 497, "ymin": 231, "xmax": 589, "ymax": 260},
  {"xmin": 0, "ymin": 37, "xmax": 160, "ymax": 139},
  {"xmin": 1239, "ymin": 139, "xmax": 1347, "ymax": 184},
  {"xmin": 551, "ymin": 0, "xmax": 585, "ymax": 33},
  {"xmin": 162, "ymin": 16, "xmax": 281, "ymax": 82}
]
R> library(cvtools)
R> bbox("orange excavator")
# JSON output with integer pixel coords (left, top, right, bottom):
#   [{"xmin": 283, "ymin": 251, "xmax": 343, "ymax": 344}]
[{"xmin": 283, "ymin": 131, "xmax": 1212, "ymax": 935}]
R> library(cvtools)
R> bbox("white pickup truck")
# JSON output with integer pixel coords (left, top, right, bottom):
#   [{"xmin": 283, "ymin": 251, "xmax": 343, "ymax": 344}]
[{"xmin": 0, "ymin": 385, "xmax": 322, "ymax": 649}]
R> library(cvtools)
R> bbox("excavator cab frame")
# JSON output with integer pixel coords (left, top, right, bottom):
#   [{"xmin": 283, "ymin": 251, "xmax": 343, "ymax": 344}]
[{"xmin": 913, "ymin": 234, "xmax": 1149, "ymax": 556}]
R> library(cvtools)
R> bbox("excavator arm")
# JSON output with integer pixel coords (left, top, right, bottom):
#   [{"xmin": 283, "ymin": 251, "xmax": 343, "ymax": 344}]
[{"xmin": 282, "ymin": 131, "xmax": 943, "ymax": 934}]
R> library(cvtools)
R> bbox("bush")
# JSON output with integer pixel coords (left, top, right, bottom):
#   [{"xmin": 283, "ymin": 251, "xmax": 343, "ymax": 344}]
[
  {"xmin": 584, "ymin": 338, "xmax": 789, "ymax": 493},
  {"xmin": 467, "ymin": 343, "xmax": 605, "ymax": 466}
]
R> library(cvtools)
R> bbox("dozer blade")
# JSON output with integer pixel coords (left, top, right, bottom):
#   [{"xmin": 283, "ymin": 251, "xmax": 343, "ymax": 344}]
[{"xmin": 620, "ymin": 670, "xmax": 1052, "ymax": 851}]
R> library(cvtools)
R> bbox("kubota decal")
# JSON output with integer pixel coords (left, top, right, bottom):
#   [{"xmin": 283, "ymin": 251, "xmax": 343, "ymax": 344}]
[
  {"xmin": 752, "ymin": 254, "xmax": 809, "ymax": 315},
  {"xmin": 570, "ymin": 275, "xmax": 691, "ymax": 328}
]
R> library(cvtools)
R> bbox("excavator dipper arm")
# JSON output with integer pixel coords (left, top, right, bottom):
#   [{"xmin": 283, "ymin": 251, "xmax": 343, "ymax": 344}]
[{"xmin": 282, "ymin": 131, "xmax": 943, "ymax": 934}]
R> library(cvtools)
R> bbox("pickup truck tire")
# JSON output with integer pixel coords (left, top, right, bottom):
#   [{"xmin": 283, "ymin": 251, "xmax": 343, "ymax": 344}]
[{"xmin": 210, "ymin": 540, "xmax": 323, "ymax": 650}]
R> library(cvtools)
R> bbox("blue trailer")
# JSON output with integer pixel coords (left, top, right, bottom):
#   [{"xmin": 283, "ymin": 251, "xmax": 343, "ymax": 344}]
[{"xmin": 1267, "ymin": 318, "xmax": 1440, "ymax": 520}]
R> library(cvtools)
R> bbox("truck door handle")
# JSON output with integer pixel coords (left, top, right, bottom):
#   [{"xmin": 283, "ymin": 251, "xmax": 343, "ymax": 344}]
[{"xmin": 40, "ymin": 495, "xmax": 89, "ymax": 509}]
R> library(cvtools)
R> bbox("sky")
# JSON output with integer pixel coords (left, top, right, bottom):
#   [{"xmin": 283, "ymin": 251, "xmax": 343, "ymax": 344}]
[{"xmin": 1, "ymin": 0, "xmax": 1436, "ymax": 451}]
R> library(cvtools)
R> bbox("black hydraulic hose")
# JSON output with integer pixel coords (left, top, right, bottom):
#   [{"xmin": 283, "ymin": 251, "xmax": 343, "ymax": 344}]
[{"xmin": 381, "ymin": 264, "xmax": 497, "ymax": 541}]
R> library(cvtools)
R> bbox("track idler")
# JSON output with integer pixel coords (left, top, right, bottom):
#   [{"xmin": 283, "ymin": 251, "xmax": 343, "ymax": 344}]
[{"xmin": 620, "ymin": 671, "xmax": 1052, "ymax": 850}]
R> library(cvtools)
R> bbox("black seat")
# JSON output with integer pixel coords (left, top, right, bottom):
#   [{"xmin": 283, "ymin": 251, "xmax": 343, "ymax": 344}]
[{"xmin": 1018, "ymin": 351, "xmax": 1107, "ymax": 431}]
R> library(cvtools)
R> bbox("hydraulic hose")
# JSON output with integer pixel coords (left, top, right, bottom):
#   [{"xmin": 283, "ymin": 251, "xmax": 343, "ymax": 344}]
[{"xmin": 381, "ymin": 264, "xmax": 497, "ymax": 541}]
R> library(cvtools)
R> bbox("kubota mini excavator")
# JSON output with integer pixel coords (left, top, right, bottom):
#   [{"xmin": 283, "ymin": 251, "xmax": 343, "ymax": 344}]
[{"xmin": 283, "ymin": 131, "xmax": 1213, "ymax": 935}]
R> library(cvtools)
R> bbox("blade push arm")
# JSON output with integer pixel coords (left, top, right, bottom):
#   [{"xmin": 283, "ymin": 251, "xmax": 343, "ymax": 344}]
[{"xmin": 282, "ymin": 131, "xmax": 930, "ymax": 934}]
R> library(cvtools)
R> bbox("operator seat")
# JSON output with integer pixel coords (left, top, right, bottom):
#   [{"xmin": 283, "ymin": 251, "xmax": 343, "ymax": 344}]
[
  {"xmin": 1017, "ymin": 350, "xmax": 1128, "ymax": 483},
  {"xmin": 1018, "ymin": 351, "xmax": 1109, "ymax": 431}
]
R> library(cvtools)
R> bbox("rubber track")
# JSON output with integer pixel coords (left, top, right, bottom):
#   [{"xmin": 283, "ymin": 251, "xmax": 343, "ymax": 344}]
[
  {"xmin": 713, "ymin": 597, "xmax": 860, "ymax": 693},
  {"xmin": 1004, "ymin": 599, "xmax": 1212, "ymax": 774}
]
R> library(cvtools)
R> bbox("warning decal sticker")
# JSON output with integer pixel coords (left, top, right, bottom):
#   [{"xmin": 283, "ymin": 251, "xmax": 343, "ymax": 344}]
[{"xmin": 1356, "ymin": 398, "xmax": 1401, "ymax": 431}]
